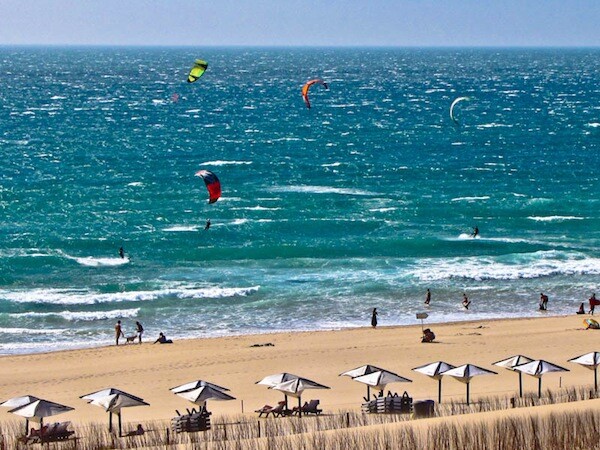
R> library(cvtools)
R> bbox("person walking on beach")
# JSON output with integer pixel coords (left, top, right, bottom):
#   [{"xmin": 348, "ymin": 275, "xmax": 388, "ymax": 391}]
[
  {"xmin": 589, "ymin": 293, "xmax": 598, "ymax": 315},
  {"xmin": 539, "ymin": 293, "xmax": 549, "ymax": 311},
  {"xmin": 462, "ymin": 293, "xmax": 471, "ymax": 309},
  {"xmin": 371, "ymin": 308, "xmax": 378, "ymax": 328},
  {"xmin": 115, "ymin": 320, "xmax": 125, "ymax": 346},
  {"xmin": 425, "ymin": 289, "xmax": 431, "ymax": 306},
  {"xmin": 135, "ymin": 321, "xmax": 144, "ymax": 344}
]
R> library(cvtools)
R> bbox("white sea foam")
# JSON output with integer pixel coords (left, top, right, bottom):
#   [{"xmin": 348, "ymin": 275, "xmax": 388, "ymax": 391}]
[
  {"xmin": 163, "ymin": 225, "xmax": 200, "ymax": 232},
  {"xmin": 72, "ymin": 256, "xmax": 130, "ymax": 267},
  {"xmin": 127, "ymin": 181, "xmax": 144, "ymax": 187},
  {"xmin": 528, "ymin": 216, "xmax": 585, "ymax": 222},
  {"xmin": 451, "ymin": 196, "xmax": 491, "ymax": 202},
  {"xmin": 271, "ymin": 185, "xmax": 376, "ymax": 196},
  {"xmin": 200, "ymin": 160, "xmax": 252, "ymax": 166},
  {"xmin": 409, "ymin": 251, "xmax": 600, "ymax": 282},
  {"xmin": 586, "ymin": 122, "xmax": 600, "ymax": 128},
  {"xmin": 0, "ymin": 328, "xmax": 67, "ymax": 335},
  {"xmin": 10, "ymin": 308, "xmax": 140, "ymax": 321},
  {"xmin": 0, "ymin": 285, "xmax": 260, "ymax": 305}
]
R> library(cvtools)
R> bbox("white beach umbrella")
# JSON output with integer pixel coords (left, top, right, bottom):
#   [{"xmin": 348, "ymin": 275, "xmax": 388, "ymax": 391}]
[
  {"xmin": 352, "ymin": 370, "xmax": 412, "ymax": 401},
  {"xmin": 170, "ymin": 380, "xmax": 230, "ymax": 394},
  {"xmin": 492, "ymin": 355, "xmax": 534, "ymax": 397},
  {"xmin": 0, "ymin": 395, "xmax": 39, "ymax": 409},
  {"xmin": 256, "ymin": 373, "xmax": 303, "ymax": 410},
  {"xmin": 174, "ymin": 385, "xmax": 236, "ymax": 408},
  {"xmin": 412, "ymin": 361, "xmax": 456, "ymax": 403},
  {"xmin": 440, "ymin": 364, "xmax": 497, "ymax": 405},
  {"xmin": 9, "ymin": 399, "xmax": 74, "ymax": 436},
  {"xmin": 568, "ymin": 352, "xmax": 600, "ymax": 391},
  {"xmin": 270, "ymin": 376, "xmax": 330, "ymax": 417},
  {"xmin": 1, "ymin": 395, "xmax": 40, "ymax": 434},
  {"xmin": 81, "ymin": 388, "xmax": 148, "ymax": 436},
  {"xmin": 513, "ymin": 360, "xmax": 569, "ymax": 398},
  {"xmin": 339, "ymin": 364, "xmax": 386, "ymax": 399}
]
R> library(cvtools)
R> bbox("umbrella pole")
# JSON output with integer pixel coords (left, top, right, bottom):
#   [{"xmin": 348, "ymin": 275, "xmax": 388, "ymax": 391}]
[
  {"xmin": 438, "ymin": 379, "xmax": 442, "ymax": 403},
  {"xmin": 118, "ymin": 412, "xmax": 122, "ymax": 437},
  {"xmin": 298, "ymin": 397, "xmax": 302, "ymax": 418},
  {"xmin": 284, "ymin": 394, "xmax": 288, "ymax": 411},
  {"xmin": 109, "ymin": 412, "xmax": 113, "ymax": 432},
  {"xmin": 367, "ymin": 386, "xmax": 370, "ymax": 400},
  {"xmin": 519, "ymin": 372, "xmax": 523, "ymax": 398},
  {"xmin": 538, "ymin": 378, "xmax": 542, "ymax": 398},
  {"xmin": 25, "ymin": 419, "xmax": 29, "ymax": 435},
  {"xmin": 595, "ymin": 367, "xmax": 598, "ymax": 392},
  {"xmin": 466, "ymin": 382, "xmax": 470, "ymax": 405}
]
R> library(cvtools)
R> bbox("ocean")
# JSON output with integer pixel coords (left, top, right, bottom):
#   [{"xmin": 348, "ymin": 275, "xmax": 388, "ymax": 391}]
[{"xmin": 1, "ymin": 47, "xmax": 599, "ymax": 354}]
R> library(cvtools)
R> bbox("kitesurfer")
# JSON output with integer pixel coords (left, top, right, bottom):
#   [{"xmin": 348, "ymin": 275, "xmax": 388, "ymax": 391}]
[
  {"xmin": 589, "ymin": 293, "xmax": 598, "ymax": 315},
  {"xmin": 471, "ymin": 226, "xmax": 479, "ymax": 238},
  {"xmin": 539, "ymin": 293, "xmax": 549, "ymax": 311},
  {"xmin": 425, "ymin": 288, "xmax": 431, "ymax": 305},
  {"xmin": 205, "ymin": 219, "xmax": 211, "ymax": 230},
  {"xmin": 462, "ymin": 293, "xmax": 471, "ymax": 309},
  {"xmin": 119, "ymin": 247, "xmax": 125, "ymax": 259}
]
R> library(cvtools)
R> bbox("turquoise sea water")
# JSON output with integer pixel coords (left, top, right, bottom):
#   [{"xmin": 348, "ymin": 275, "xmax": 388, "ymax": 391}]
[{"xmin": 1, "ymin": 47, "xmax": 599, "ymax": 354}]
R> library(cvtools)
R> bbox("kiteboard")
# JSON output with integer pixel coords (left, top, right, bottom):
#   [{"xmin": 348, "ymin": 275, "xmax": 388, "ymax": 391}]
[{"xmin": 584, "ymin": 318, "xmax": 600, "ymax": 329}]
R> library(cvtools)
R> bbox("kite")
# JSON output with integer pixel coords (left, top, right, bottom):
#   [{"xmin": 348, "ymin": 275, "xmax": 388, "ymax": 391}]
[
  {"xmin": 195, "ymin": 170, "xmax": 221, "ymax": 204},
  {"xmin": 302, "ymin": 79, "xmax": 328, "ymax": 109},
  {"xmin": 188, "ymin": 60, "xmax": 208, "ymax": 83},
  {"xmin": 450, "ymin": 97, "xmax": 470, "ymax": 124}
]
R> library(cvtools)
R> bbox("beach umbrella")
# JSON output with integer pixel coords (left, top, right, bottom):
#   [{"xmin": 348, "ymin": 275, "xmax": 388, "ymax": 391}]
[
  {"xmin": 170, "ymin": 380, "xmax": 230, "ymax": 394},
  {"xmin": 568, "ymin": 352, "xmax": 600, "ymax": 391},
  {"xmin": 440, "ymin": 364, "xmax": 497, "ymax": 405},
  {"xmin": 256, "ymin": 373, "xmax": 302, "ymax": 410},
  {"xmin": 513, "ymin": 360, "xmax": 569, "ymax": 398},
  {"xmin": 9, "ymin": 399, "xmax": 74, "ymax": 436},
  {"xmin": 1, "ymin": 395, "xmax": 40, "ymax": 434},
  {"xmin": 412, "ymin": 361, "xmax": 456, "ymax": 403},
  {"xmin": 90, "ymin": 393, "xmax": 149, "ymax": 437},
  {"xmin": 81, "ymin": 388, "xmax": 147, "ymax": 436},
  {"xmin": 339, "ymin": 364, "xmax": 385, "ymax": 400},
  {"xmin": 269, "ymin": 376, "xmax": 330, "ymax": 418},
  {"xmin": 492, "ymin": 355, "xmax": 534, "ymax": 397},
  {"xmin": 174, "ymin": 385, "xmax": 236, "ymax": 409},
  {"xmin": 352, "ymin": 370, "xmax": 412, "ymax": 401}
]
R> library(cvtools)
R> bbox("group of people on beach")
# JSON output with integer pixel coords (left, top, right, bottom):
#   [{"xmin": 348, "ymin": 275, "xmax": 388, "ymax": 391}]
[
  {"xmin": 114, "ymin": 320, "xmax": 173, "ymax": 345},
  {"xmin": 576, "ymin": 293, "xmax": 599, "ymax": 315}
]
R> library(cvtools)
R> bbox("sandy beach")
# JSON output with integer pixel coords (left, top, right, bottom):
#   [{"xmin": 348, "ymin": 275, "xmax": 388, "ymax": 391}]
[{"xmin": 0, "ymin": 315, "xmax": 596, "ymax": 427}]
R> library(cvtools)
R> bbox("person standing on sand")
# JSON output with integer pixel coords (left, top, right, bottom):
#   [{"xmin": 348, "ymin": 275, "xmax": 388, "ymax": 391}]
[
  {"xmin": 135, "ymin": 321, "xmax": 144, "ymax": 344},
  {"xmin": 462, "ymin": 293, "xmax": 471, "ymax": 309},
  {"xmin": 425, "ymin": 288, "xmax": 431, "ymax": 305},
  {"xmin": 115, "ymin": 320, "xmax": 124, "ymax": 346},
  {"xmin": 371, "ymin": 308, "xmax": 378, "ymax": 328},
  {"xmin": 589, "ymin": 293, "xmax": 598, "ymax": 315}
]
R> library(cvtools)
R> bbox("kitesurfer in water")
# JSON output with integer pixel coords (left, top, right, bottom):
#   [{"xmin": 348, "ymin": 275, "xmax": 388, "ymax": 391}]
[
  {"xmin": 471, "ymin": 226, "xmax": 479, "ymax": 238},
  {"xmin": 462, "ymin": 293, "xmax": 471, "ymax": 309},
  {"xmin": 425, "ymin": 288, "xmax": 431, "ymax": 305},
  {"xmin": 205, "ymin": 219, "xmax": 211, "ymax": 230},
  {"xmin": 119, "ymin": 247, "xmax": 125, "ymax": 259}
]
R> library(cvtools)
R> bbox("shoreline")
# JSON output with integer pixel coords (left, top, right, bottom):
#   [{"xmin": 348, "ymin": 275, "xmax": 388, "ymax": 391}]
[{"xmin": 0, "ymin": 314, "xmax": 595, "ymax": 426}]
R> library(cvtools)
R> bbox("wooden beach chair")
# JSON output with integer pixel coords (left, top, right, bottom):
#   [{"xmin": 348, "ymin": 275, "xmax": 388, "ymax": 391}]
[{"xmin": 292, "ymin": 399, "xmax": 322, "ymax": 416}]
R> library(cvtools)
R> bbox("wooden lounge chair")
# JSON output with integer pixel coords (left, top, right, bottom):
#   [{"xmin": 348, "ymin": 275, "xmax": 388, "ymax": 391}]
[
  {"xmin": 292, "ymin": 399, "xmax": 322, "ymax": 416},
  {"xmin": 22, "ymin": 422, "xmax": 75, "ymax": 444},
  {"xmin": 255, "ymin": 401, "xmax": 287, "ymax": 418}
]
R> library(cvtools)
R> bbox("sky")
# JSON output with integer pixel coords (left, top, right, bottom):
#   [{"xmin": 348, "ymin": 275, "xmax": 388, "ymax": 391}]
[{"xmin": 1, "ymin": 0, "xmax": 599, "ymax": 47}]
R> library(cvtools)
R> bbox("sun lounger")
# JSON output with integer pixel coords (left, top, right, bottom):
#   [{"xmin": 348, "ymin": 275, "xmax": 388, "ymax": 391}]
[
  {"xmin": 22, "ymin": 421, "xmax": 75, "ymax": 444},
  {"xmin": 255, "ymin": 401, "xmax": 287, "ymax": 418},
  {"xmin": 292, "ymin": 399, "xmax": 322, "ymax": 415}
]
